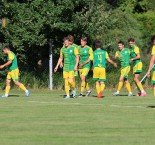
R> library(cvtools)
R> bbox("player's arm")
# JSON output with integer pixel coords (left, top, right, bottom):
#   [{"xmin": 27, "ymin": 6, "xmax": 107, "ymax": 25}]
[
  {"xmin": 79, "ymin": 47, "xmax": 93, "ymax": 68},
  {"xmin": 130, "ymin": 47, "xmax": 140, "ymax": 63},
  {"xmin": 0, "ymin": 60, "xmax": 12, "ymax": 69},
  {"xmin": 79, "ymin": 59, "xmax": 91, "ymax": 69},
  {"xmin": 147, "ymin": 55, "xmax": 155, "ymax": 77},
  {"xmin": 74, "ymin": 48, "xmax": 80, "ymax": 70},
  {"xmin": 54, "ymin": 48, "xmax": 63, "ymax": 72},
  {"xmin": 54, "ymin": 57, "xmax": 63, "ymax": 72},
  {"xmin": 106, "ymin": 52, "xmax": 117, "ymax": 67},
  {"xmin": 114, "ymin": 51, "xmax": 119, "ymax": 60},
  {"xmin": 0, "ymin": 53, "xmax": 14, "ymax": 69}
]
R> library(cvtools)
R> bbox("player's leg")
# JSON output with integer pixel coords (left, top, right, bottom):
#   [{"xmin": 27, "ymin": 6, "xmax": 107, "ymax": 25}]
[
  {"xmin": 12, "ymin": 69, "xmax": 30, "ymax": 96},
  {"xmin": 14, "ymin": 81, "xmax": 30, "ymax": 96},
  {"xmin": 85, "ymin": 71, "xmax": 92, "ymax": 96},
  {"xmin": 98, "ymin": 82, "xmax": 105, "ymax": 98},
  {"xmin": 95, "ymin": 81, "xmax": 100, "ymax": 95},
  {"xmin": 63, "ymin": 71, "xmax": 70, "ymax": 98},
  {"xmin": 134, "ymin": 73, "xmax": 146, "ymax": 96},
  {"xmin": 98, "ymin": 68, "xmax": 106, "ymax": 98},
  {"xmin": 124, "ymin": 78, "xmax": 133, "ymax": 96},
  {"xmin": 79, "ymin": 75, "xmax": 86, "ymax": 97},
  {"xmin": 1, "ymin": 79, "xmax": 11, "ymax": 98},
  {"xmin": 79, "ymin": 69, "xmax": 86, "ymax": 97},
  {"xmin": 68, "ymin": 71, "xmax": 76, "ymax": 98},
  {"xmin": 113, "ymin": 76, "xmax": 124, "ymax": 96},
  {"xmin": 113, "ymin": 66, "xmax": 131, "ymax": 96},
  {"xmin": 133, "ymin": 62, "xmax": 146, "ymax": 96},
  {"xmin": 151, "ymin": 71, "xmax": 155, "ymax": 96},
  {"xmin": 93, "ymin": 67, "xmax": 100, "ymax": 96}
]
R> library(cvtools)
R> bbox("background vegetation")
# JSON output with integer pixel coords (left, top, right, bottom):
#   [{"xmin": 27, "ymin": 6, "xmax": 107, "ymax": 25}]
[{"xmin": 0, "ymin": 0, "xmax": 155, "ymax": 89}]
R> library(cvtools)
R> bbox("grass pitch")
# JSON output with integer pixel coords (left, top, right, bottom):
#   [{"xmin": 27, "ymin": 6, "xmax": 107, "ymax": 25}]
[{"xmin": 0, "ymin": 89, "xmax": 155, "ymax": 145}]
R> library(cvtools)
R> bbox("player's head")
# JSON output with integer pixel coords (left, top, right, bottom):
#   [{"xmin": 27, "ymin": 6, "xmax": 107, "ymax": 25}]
[
  {"xmin": 63, "ymin": 37, "xmax": 70, "ymax": 48},
  {"xmin": 68, "ymin": 35, "xmax": 74, "ymax": 45},
  {"xmin": 81, "ymin": 37, "xmax": 87, "ymax": 47},
  {"xmin": 128, "ymin": 38, "xmax": 135, "ymax": 47},
  {"xmin": 151, "ymin": 35, "xmax": 155, "ymax": 45},
  {"xmin": 3, "ymin": 46, "xmax": 10, "ymax": 54},
  {"xmin": 95, "ymin": 40, "xmax": 102, "ymax": 49},
  {"xmin": 118, "ymin": 41, "xmax": 124, "ymax": 50}
]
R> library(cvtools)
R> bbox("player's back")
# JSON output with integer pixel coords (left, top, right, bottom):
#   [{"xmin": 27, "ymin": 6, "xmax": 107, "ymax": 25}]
[{"xmin": 93, "ymin": 49, "xmax": 107, "ymax": 68}]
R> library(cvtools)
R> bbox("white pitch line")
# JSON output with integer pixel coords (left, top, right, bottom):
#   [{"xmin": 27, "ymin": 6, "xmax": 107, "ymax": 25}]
[
  {"xmin": 111, "ymin": 104, "xmax": 145, "ymax": 108},
  {"xmin": 28, "ymin": 101, "xmax": 104, "ymax": 106}
]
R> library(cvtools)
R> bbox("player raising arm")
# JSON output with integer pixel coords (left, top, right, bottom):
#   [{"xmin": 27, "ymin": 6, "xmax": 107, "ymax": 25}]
[
  {"xmin": 82, "ymin": 40, "xmax": 117, "ymax": 98},
  {"xmin": 58, "ymin": 37, "xmax": 79, "ymax": 99},
  {"xmin": 0, "ymin": 46, "xmax": 30, "ymax": 98},
  {"xmin": 147, "ymin": 35, "xmax": 155, "ymax": 96},
  {"xmin": 113, "ymin": 41, "xmax": 133, "ymax": 96},
  {"xmin": 128, "ymin": 38, "xmax": 146, "ymax": 96}
]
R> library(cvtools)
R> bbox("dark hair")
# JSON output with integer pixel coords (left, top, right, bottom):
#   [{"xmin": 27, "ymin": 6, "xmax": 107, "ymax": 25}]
[
  {"xmin": 63, "ymin": 37, "xmax": 69, "ymax": 42},
  {"xmin": 3, "ymin": 45, "xmax": 10, "ymax": 50},
  {"xmin": 95, "ymin": 40, "xmax": 102, "ymax": 48},
  {"xmin": 128, "ymin": 38, "xmax": 135, "ymax": 42},
  {"xmin": 151, "ymin": 35, "xmax": 155, "ymax": 42},
  {"xmin": 68, "ymin": 35, "xmax": 74, "ymax": 42},
  {"xmin": 81, "ymin": 36, "xmax": 87, "ymax": 42},
  {"xmin": 118, "ymin": 41, "xmax": 124, "ymax": 45}
]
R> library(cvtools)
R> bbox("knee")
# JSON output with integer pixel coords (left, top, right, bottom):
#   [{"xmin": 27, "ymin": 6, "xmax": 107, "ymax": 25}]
[
  {"xmin": 6, "ymin": 80, "xmax": 10, "ymax": 86},
  {"xmin": 134, "ymin": 78, "xmax": 138, "ymax": 82},
  {"xmin": 81, "ymin": 76, "xmax": 85, "ymax": 82},
  {"xmin": 14, "ymin": 81, "xmax": 20, "ymax": 86}
]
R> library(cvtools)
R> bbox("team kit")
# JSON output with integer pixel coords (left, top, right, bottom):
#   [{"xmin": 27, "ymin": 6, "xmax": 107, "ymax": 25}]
[
  {"xmin": 54, "ymin": 35, "xmax": 155, "ymax": 99},
  {"xmin": 0, "ymin": 35, "xmax": 154, "ymax": 98}
]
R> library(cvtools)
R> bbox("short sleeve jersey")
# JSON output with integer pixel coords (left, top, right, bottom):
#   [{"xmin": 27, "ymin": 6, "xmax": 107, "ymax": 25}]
[
  {"xmin": 90, "ymin": 49, "xmax": 109, "ymax": 68},
  {"xmin": 115, "ymin": 48, "xmax": 130, "ymax": 69},
  {"xmin": 151, "ymin": 45, "xmax": 155, "ymax": 71},
  {"xmin": 60, "ymin": 46, "xmax": 79, "ymax": 71},
  {"xmin": 130, "ymin": 45, "xmax": 141, "ymax": 65},
  {"xmin": 79, "ymin": 45, "xmax": 93, "ymax": 69},
  {"xmin": 8, "ymin": 51, "xmax": 18, "ymax": 71}
]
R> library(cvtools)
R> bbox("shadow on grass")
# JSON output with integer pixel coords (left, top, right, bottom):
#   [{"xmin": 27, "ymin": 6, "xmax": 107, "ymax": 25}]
[
  {"xmin": 147, "ymin": 106, "xmax": 155, "ymax": 109},
  {"xmin": 9, "ymin": 95, "xmax": 19, "ymax": 97}
]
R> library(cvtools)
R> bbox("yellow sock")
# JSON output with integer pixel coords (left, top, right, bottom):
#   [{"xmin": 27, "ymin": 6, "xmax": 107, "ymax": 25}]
[
  {"xmin": 126, "ymin": 83, "xmax": 131, "ymax": 93},
  {"xmin": 65, "ymin": 80, "xmax": 70, "ymax": 96},
  {"xmin": 137, "ymin": 82, "xmax": 144, "ymax": 91},
  {"xmin": 81, "ymin": 82, "xmax": 85, "ymax": 93},
  {"xmin": 86, "ymin": 82, "xmax": 90, "ymax": 91},
  {"xmin": 100, "ymin": 83, "xmax": 105, "ymax": 92},
  {"xmin": 68, "ymin": 79, "xmax": 76, "ymax": 90},
  {"xmin": 5, "ymin": 85, "xmax": 10, "ymax": 95},
  {"xmin": 117, "ymin": 82, "xmax": 123, "ymax": 91},
  {"xmin": 19, "ymin": 84, "xmax": 27, "ymax": 92},
  {"xmin": 96, "ymin": 84, "xmax": 101, "ymax": 94}
]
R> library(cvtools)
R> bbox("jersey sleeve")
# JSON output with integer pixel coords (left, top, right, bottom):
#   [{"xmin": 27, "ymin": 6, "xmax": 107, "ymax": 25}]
[
  {"xmin": 89, "ymin": 47, "xmax": 93, "ymax": 55},
  {"xmin": 89, "ymin": 53, "xmax": 94, "ymax": 60},
  {"xmin": 115, "ymin": 51, "xmax": 119, "ymax": 58},
  {"xmin": 134, "ymin": 47, "xmax": 140, "ymax": 54},
  {"xmin": 74, "ymin": 47, "xmax": 79, "ymax": 55},
  {"xmin": 151, "ymin": 46, "xmax": 155, "ymax": 56},
  {"xmin": 8, "ymin": 53, "xmax": 15, "ymax": 61},
  {"xmin": 106, "ymin": 52, "xmax": 109, "ymax": 59},
  {"xmin": 60, "ymin": 48, "xmax": 63, "ymax": 57}
]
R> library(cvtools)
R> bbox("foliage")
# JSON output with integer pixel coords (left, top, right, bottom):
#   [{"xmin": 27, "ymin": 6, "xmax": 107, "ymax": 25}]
[{"xmin": 0, "ymin": 0, "xmax": 155, "ymax": 88}]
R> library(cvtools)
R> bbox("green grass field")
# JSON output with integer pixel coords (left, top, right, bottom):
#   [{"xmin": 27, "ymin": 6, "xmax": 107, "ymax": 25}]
[{"xmin": 0, "ymin": 89, "xmax": 155, "ymax": 145}]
